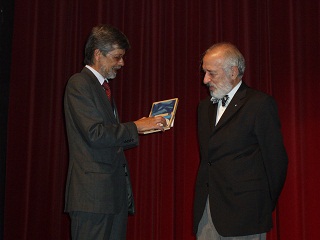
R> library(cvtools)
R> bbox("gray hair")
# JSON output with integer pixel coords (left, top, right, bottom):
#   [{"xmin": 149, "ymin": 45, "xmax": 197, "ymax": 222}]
[
  {"xmin": 84, "ymin": 24, "xmax": 130, "ymax": 65},
  {"xmin": 206, "ymin": 42, "xmax": 246, "ymax": 78}
]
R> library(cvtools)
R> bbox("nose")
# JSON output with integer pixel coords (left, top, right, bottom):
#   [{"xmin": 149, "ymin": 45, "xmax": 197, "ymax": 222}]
[
  {"xmin": 118, "ymin": 58, "xmax": 125, "ymax": 66},
  {"xmin": 203, "ymin": 72, "xmax": 210, "ymax": 84}
]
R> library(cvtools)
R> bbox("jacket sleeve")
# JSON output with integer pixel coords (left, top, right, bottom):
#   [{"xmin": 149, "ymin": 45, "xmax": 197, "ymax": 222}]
[{"xmin": 254, "ymin": 96, "xmax": 288, "ymax": 209}]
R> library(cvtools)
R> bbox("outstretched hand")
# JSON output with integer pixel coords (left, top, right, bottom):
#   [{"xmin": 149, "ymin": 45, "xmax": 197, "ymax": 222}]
[{"xmin": 134, "ymin": 116, "xmax": 168, "ymax": 134}]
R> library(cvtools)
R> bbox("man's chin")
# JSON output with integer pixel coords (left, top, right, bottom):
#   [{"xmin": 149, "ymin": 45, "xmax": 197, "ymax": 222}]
[
  {"xmin": 106, "ymin": 72, "xmax": 117, "ymax": 79},
  {"xmin": 210, "ymin": 91, "xmax": 224, "ymax": 99},
  {"xmin": 109, "ymin": 68, "xmax": 121, "ymax": 79},
  {"xmin": 210, "ymin": 91, "xmax": 218, "ymax": 98}
]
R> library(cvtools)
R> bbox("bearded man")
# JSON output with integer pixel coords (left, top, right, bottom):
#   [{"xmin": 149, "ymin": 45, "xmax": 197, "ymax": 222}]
[{"xmin": 193, "ymin": 42, "xmax": 288, "ymax": 240}]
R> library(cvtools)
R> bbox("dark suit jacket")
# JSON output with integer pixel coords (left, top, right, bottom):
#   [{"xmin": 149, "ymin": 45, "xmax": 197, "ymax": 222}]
[
  {"xmin": 64, "ymin": 67, "xmax": 138, "ymax": 214},
  {"xmin": 193, "ymin": 82, "xmax": 288, "ymax": 237}
]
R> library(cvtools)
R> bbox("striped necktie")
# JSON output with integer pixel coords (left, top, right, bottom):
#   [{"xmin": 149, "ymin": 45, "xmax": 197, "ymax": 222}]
[{"xmin": 102, "ymin": 80, "xmax": 112, "ymax": 101}]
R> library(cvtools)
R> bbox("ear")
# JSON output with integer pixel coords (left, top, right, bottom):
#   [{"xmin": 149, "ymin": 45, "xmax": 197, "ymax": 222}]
[
  {"xmin": 93, "ymin": 49, "xmax": 101, "ymax": 62},
  {"xmin": 231, "ymin": 66, "xmax": 239, "ymax": 80}
]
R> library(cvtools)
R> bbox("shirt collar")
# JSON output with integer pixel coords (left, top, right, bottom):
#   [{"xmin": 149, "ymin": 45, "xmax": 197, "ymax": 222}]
[
  {"xmin": 227, "ymin": 80, "xmax": 242, "ymax": 102},
  {"xmin": 85, "ymin": 65, "xmax": 107, "ymax": 84}
]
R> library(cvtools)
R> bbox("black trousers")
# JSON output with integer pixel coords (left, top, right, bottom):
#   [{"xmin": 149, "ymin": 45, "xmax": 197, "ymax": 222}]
[{"xmin": 69, "ymin": 204, "xmax": 128, "ymax": 240}]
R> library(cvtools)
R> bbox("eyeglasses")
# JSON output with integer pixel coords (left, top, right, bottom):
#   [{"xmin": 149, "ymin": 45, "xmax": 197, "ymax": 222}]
[{"xmin": 107, "ymin": 53, "xmax": 125, "ymax": 62}]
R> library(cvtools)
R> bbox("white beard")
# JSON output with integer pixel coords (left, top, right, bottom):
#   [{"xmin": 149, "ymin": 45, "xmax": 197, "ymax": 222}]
[{"xmin": 209, "ymin": 81, "xmax": 233, "ymax": 99}]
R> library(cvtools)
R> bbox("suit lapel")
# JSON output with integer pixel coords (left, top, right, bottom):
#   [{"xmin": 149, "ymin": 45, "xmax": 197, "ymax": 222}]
[
  {"xmin": 81, "ymin": 68, "xmax": 117, "ymax": 123},
  {"xmin": 208, "ymin": 102, "xmax": 217, "ymax": 131}
]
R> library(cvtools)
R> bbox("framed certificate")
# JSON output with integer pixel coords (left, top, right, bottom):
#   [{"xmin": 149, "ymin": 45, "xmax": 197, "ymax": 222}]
[{"xmin": 142, "ymin": 98, "xmax": 179, "ymax": 134}]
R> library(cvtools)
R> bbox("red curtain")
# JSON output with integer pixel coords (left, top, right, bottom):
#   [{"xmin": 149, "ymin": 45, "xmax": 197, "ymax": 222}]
[{"xmin": 5, "ymin": 0, "xmax": 320, "ymax": 239}]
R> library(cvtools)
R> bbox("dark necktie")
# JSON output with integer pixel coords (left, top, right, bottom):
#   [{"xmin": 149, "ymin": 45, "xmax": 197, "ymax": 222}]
[
  {"xmin": 211, "ymin": 95, "xmax": 229, "ymax": 107},
  {"xmin": 102, "ymin": 81, "xmax": 112, "ymax": 101},
  {"xmin": 221, "ymin": 95, "xmax": 229, "ymax": 107}
]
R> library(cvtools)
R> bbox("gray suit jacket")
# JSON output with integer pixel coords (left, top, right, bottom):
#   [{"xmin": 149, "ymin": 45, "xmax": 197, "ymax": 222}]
[
  {"xmin": 64, "ymin": 67, "xmax": 138, "ymax": 214},
  {"xmin": 193, "ymin": 82, "xmax": 288, "ymax": 237}
]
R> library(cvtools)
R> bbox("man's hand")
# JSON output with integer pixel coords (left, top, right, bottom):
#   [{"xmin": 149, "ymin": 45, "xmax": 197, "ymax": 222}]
[{"xmin": 134, "ymin": 116, "xmax": 168, "ymax": 134}]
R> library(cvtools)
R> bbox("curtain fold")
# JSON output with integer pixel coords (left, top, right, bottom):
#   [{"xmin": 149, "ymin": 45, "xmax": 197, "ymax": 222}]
[{"xmin": 5, "ymin": 0, "xmax": 320, "ymax": 239}]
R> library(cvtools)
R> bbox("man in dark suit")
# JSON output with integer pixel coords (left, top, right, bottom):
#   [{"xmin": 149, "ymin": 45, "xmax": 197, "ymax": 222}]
[
  {"xmin": 64, "ymin": 24, "xmax": 167, "ymax": 240},
  {"xmin": 193, "ymin": 43, "xmax": 288, "ymax": 240}
]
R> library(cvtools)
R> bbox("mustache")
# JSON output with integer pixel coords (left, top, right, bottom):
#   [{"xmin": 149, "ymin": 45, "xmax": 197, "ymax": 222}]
[{"xmin": 113, "ymin": 66, "xmax": 121, "ymax": 70}]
